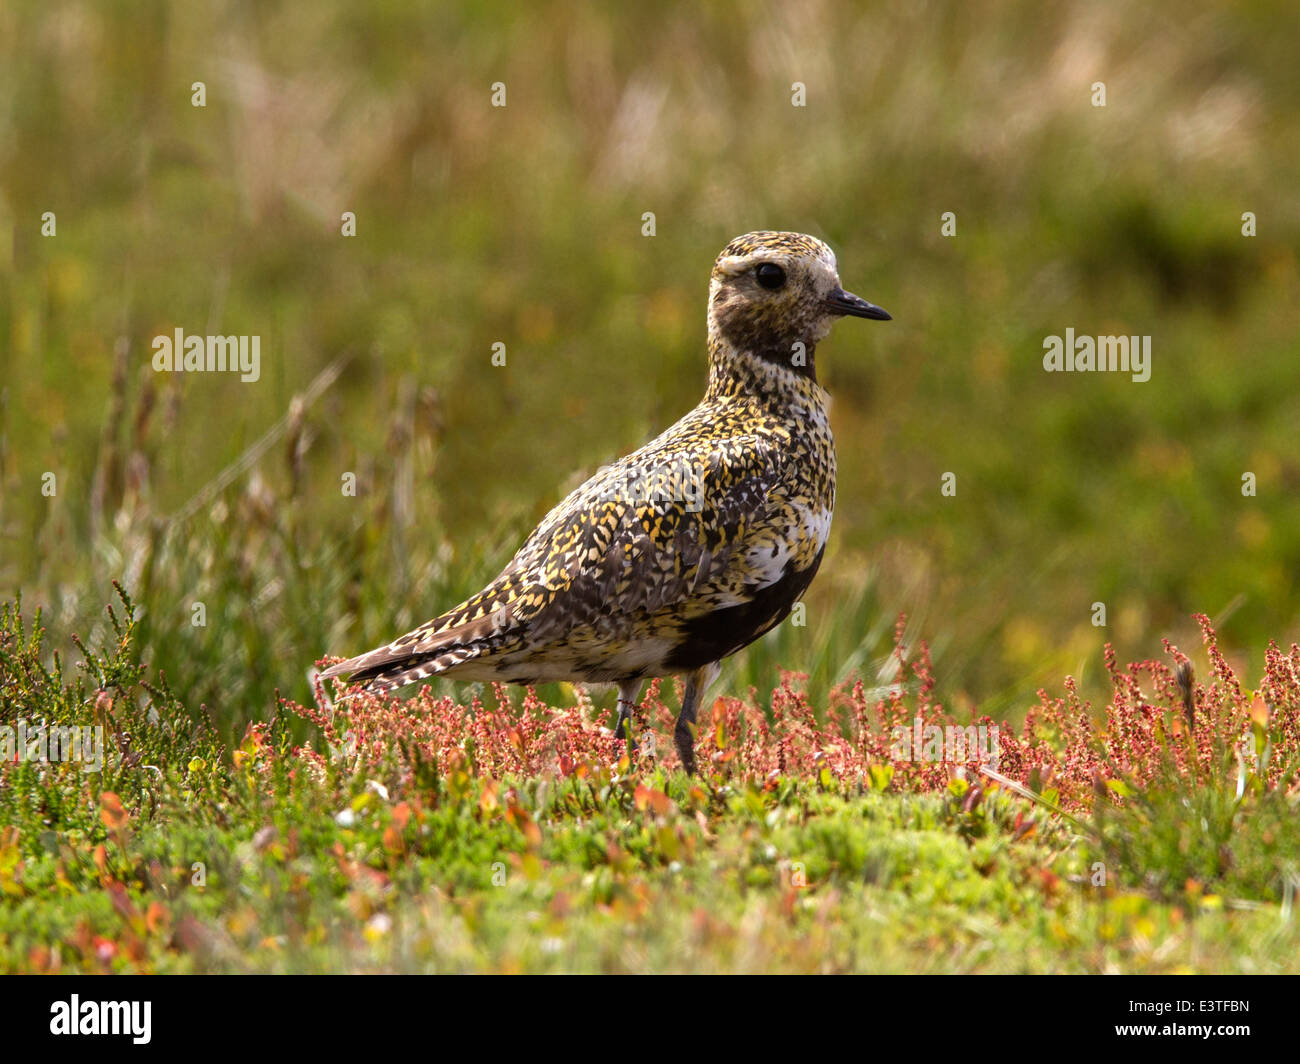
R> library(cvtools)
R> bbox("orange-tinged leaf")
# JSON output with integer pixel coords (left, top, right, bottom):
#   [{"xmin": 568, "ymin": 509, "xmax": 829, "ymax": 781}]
[
  {"xmin": 145, "ymin": 901, "xmax": 170, "ymax": 935},
  {"xmin": 505, "ymin": 796, "xmax": 543, "ymax": 850},
  {"xmin": 634, "ymin": 784, "xmax": 673, "ymax": 816},
  {"xmin": 146, "ymin": 900, "xmax": 170, "ymax": 931},
  {"xmin": 99, "ymin": 792, "xmax": 128, "ymax": 832},
  {"xmin": 241, "ymin": 722, "xmax": 268, "ymax": 755},
  {"xmin": 1012, "ymin": 811, "xmax": 1036, "ymax": 841}
]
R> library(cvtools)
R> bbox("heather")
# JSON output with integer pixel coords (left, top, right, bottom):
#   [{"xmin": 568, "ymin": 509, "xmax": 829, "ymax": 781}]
[{"xmin": 1, "ymin": 587, "xmax": 1297, "ymax": 973}]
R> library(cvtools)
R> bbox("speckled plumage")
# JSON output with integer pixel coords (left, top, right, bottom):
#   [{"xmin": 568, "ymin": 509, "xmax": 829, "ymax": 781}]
[{"xmin": 321, "ymin": 231, "xmax": 890, "ymax": 771}]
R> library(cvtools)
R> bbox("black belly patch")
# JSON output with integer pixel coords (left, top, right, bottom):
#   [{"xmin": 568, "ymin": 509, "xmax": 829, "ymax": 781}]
[{"xmin": 665, "ymin": 548, "xmax": 824, "ymax": 671}]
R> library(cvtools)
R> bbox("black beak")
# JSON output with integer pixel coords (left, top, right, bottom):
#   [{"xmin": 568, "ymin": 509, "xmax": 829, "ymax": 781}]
[{"xmin": 824, "ymin": 288, "xmax": 891, "ymax": 321}]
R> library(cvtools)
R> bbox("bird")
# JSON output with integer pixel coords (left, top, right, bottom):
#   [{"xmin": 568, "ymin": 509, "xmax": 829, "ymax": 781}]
[{"xmin": 320, "ymin": 231, "xmax": 890, "ymax": 773}]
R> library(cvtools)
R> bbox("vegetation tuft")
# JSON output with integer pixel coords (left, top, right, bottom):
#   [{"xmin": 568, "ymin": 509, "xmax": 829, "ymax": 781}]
[{"xmin": 2, "ymin": 590, "xmax": 1297, "ymax": 973}]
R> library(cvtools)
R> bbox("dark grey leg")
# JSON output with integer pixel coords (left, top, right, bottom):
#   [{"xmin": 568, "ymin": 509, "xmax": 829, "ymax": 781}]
[
  {"xmin": 673, "ymin": 662, "xmax": 720, "ymax": 775},
  {"xmin": 614, "ymin": 678, "xmax": 643, "ymax": 752}
]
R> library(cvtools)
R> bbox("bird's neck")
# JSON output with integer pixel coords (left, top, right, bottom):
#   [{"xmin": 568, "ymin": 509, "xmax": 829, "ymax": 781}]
[{"xmin": 704, "ymin": 333, "xmax": 829, "ymax": 419}]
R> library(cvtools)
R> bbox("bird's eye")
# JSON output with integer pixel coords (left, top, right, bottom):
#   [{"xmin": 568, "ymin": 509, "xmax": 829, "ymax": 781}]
[{"xmin": 755, "ymin": 263, "xmax": 786, "ymax": 290}]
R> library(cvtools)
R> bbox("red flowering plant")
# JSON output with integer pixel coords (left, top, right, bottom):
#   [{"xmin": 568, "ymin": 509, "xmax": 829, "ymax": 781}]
[{"xmin": 292, "ymin": 614, "xmax": 1299, "ymax": 816}]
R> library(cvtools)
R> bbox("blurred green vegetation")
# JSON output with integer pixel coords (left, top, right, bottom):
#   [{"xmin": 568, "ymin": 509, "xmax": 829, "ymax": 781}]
[{"xmin": 1, "ymin": 0, "xmax": 1298, "ymax": 737}]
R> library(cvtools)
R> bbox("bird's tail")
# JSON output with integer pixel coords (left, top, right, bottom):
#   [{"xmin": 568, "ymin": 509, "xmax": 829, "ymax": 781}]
[{"xmin": 319, "ymin": 610, "xmax": 506, "ymax": 694}]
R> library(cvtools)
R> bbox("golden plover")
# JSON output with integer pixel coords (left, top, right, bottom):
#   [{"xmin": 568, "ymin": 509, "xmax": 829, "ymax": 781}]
[{"xmin": 321, "ymin": 231, "xmax": 890, "ymax": 773}]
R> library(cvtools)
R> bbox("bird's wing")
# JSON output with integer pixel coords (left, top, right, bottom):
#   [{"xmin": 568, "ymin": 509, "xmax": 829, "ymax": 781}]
[
  {"xmin": 501, "ymin": 421, "xmax": 793, "ymax": 646},
  {"xmin": 320, "ymin": 418, "xmax": 795, "ymax": 689}
]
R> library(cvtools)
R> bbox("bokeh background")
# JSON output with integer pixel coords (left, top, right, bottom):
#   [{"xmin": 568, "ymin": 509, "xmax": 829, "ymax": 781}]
[{"xmin": 2, "ymin": 0, "xmax": 1297, "ymax": 739}]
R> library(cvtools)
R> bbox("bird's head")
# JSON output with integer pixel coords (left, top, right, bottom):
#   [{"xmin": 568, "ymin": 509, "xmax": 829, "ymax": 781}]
[{"xmin": 707, "ymin": 231, "xmax": 889, "ymax": 380}]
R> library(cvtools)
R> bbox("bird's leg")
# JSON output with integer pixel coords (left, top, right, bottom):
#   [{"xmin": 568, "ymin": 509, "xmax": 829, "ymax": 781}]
[
  {"xmin": 673, "ymin": 662, "xmax": 720, "ymax": 775},
  {"xmin": 614, "ymin": 678, "xmax": 643, "ymax": 754}
]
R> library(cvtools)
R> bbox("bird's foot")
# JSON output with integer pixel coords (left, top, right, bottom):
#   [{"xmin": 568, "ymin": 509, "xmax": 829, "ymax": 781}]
[{"xmin": 673, "ymin": 721, "xmax": 696, "ymax": 776}]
